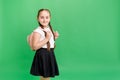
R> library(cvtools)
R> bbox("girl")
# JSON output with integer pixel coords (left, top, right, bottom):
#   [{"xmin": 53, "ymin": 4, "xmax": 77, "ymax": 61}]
[{"xmin": 27, "ymin": 9, "xmax": 59, "ymax": 80}]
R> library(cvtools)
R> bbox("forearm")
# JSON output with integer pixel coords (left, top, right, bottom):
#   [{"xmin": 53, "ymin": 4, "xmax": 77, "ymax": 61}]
[{"xmin": 32, "ymin": 38, "xmax": 49, "ymax": 50}]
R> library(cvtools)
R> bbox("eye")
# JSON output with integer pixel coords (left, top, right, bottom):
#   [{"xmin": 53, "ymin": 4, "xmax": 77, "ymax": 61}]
[
  {"xmin": 46, "ymin": 16, "xmax": 49, "ymax": 19},
  {"xmin": 40, "ymin": 16, "xmax": 44, "ymax": 19}
]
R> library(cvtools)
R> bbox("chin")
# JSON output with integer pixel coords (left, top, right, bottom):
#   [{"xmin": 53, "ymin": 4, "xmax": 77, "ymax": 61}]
[
  {"xmin": 43, "ymin": 24, "xmax": 49, "ymax": 27},
  {"xmin": 42, "ymin": 25, "xmax": 47, "ymax": 27}
]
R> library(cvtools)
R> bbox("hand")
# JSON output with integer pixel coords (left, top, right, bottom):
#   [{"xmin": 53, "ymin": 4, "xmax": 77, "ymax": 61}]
[
  {"xmin": 54, "ymin": 31, "xmax": 59, "ymax": 39},
  {"xmin": 44, "ymin": 30, "xmax": 52, "ymax": 40}
]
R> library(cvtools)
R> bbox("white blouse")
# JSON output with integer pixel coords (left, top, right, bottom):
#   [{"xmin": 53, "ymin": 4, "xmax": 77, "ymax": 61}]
[{"xmin": 33, "ymin": 26, "xmax": 55, "ymax": 48}]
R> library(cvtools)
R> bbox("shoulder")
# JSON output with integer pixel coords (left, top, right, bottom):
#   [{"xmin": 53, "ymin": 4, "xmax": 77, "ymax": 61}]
[{"xmin": 33, "ymin": 27, "xmax": 43, "ymax": 34}]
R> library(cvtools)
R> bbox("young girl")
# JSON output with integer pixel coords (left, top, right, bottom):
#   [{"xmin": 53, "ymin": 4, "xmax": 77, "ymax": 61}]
[{"xmin": 27, "ymin": 9, "xmax": 59, "ymax": 80}]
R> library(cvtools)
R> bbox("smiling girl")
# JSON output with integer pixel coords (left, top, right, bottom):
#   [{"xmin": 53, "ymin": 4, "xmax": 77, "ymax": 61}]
[{"xmin": 28, "ymin": 9, "xmax": 59, "ymax": 80}]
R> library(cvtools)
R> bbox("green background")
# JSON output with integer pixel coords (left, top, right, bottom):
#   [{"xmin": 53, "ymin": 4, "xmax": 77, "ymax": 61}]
[{"xmin": 0, "ymin": 0, "xmax": 120, "ymax": 80}]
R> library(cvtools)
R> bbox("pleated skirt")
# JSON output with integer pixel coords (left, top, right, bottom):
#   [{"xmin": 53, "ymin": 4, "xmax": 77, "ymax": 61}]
[{"xmin": 30, "ymin": 48, "xmax": 59, "ymax": 77}]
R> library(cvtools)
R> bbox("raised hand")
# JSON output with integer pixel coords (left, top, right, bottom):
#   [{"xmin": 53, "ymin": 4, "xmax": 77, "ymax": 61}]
[
  {"xmin": 54, "ymin": 31, "xmax": 59, "ymax": 39},
  {"xmin": 44, "ymin": 30, "xmax": 52, "ymax": 40}
]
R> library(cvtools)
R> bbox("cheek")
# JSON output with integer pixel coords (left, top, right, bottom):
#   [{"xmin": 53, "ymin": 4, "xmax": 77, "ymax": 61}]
[
  {"xmin": 38, "ymin": 18, "xmax": 43, "ymax": 22},
  {"xmin": 47, "ymin": 19, "xmax": 50, "ymax": 22}
]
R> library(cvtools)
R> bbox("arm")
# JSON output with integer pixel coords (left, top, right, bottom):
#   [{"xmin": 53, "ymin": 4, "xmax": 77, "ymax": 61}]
[{"xmin": 32, "ymin": 31, "xmax": 51, "ymax": 51}]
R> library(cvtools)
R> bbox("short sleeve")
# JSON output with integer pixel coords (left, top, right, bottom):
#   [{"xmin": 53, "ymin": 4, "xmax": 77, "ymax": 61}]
[{"xmin": 33, "ymin": 27, "xmax": 43, "ymax": 35}]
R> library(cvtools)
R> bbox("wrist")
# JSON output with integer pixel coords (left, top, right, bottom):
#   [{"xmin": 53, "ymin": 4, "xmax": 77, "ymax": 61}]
[{"xmin": 45, "ymin": 37, "xmax": 49, "ymax": 42}]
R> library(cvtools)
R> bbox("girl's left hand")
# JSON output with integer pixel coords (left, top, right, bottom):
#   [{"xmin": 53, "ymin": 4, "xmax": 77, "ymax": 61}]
[{"xmin": 54, "ymin": 31, "xmax": 59, "ymax": 39}]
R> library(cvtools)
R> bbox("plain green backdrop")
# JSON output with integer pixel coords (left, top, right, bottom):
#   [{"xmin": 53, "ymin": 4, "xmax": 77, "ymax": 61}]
[{"xmin": 0, "ymin": 0, "xmax": 120, "ymax": 80}]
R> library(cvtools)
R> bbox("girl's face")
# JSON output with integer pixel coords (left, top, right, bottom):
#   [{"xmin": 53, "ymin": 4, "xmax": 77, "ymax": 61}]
[{"xmin": 38, "ymin": 10, "xmax": 50, "ymax": 28}]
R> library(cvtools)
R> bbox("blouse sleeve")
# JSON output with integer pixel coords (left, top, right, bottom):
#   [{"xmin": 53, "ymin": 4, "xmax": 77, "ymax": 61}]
[{"xmin": 33, "ymin": 28, "xmax": 43, "ymax": 35}]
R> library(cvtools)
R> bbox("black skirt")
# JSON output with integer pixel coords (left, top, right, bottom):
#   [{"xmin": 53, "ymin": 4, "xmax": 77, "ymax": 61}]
[{"xmin": 30, "ymin": 48, "xmax": 59, "ymax": 77}]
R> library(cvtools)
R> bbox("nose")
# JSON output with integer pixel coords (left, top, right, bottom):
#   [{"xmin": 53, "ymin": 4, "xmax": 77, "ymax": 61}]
[{"xmin": 43, "ymin": 18, "xmax": 46, "ymax": 23}]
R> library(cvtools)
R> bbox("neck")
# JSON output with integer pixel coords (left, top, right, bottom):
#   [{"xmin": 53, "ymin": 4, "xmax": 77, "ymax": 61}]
[{"xmin": 40, "ymin": 25, "xmax": 48, "ymax": 29}]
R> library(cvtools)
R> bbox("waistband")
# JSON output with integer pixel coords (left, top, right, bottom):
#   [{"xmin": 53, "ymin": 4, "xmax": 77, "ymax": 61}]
[{"xmin": 37, "ymin": 48, "xmax": 54, "ymax": 51}]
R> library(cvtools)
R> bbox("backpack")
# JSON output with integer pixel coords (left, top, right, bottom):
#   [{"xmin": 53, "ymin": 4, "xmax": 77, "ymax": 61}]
[{"xmin": 27, "ymin": 32, "xmax": 34, "ymax": 50}]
